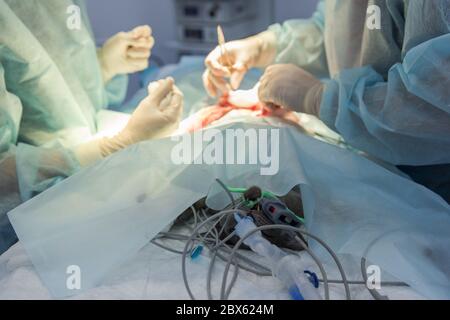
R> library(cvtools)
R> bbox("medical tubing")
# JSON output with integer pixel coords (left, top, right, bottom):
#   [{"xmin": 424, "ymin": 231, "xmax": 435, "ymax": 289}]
[
  {"xmin": 181, "ymin": 209, "xmax": 249, "ymax": 300},
  {"xmin": 220, "ymin": 224, "xmax": 351, "ymax": 300},
  {"xmin": 294, "ymin": 235, "xmax": 329, "ymax": 299},
  {"xmin": 233, "ymin": 216, "xmax": 322, "ymax": 300},
  {"xmin": 185, "ymin": 210, "xmax": 272, "ymax": 299},
  {"xmin": 172, "ymin": 205, "xmax": 345, "ymax": 300},
  {"xmin": 157, "ymin": 206, "xmax": 405, "ymax": 300},
  {"xmin": 361, "ymin": 257, "xmax": 389, "ymax": 300},
  {"xmin": 180, "ymin": 209, "xmax": 336, "ymax": 300}
]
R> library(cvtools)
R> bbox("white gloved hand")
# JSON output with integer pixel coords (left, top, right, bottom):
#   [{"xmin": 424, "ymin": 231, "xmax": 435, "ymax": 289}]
[
  {"xmin": 98, "ymin": 25, "xmax": 155, "ymax": 82},
  {"xmin": 258, "ymin": 64, "xmax": 324, "ymax": 116},
  {"xmin": 100, "ymin": 77, "xmax": 183, "ymax": 155},
  {"xmin": 203, "ymin": 30, "xmax": 277, "ymax": 97},
  {"xmin": 73, "ymin": 77, "xmax": 183, "ymax": 166}
]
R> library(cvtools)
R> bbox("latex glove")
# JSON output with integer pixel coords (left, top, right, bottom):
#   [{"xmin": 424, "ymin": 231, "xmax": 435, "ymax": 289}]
[
  {"xmin": 203, "ymin": 30, "xmax": 277, "ymax": 97},
  {"xmin": 100, "ymin": 77, "xmax": 183, "ymax": 155},
  {"xmin": 73, "ymin": 78, "xmax": 183, "ymax": 166},
  {"xmin": 258, "ymin": 64, "xmax": 324, "ymax": 116},
  {"xmin": 98, "ymin": 25, "xmax": 155, "ymax": 82}
]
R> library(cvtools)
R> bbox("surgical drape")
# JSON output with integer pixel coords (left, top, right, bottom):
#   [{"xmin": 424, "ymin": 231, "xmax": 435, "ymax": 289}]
[{"xmin": 7, "ymin": 121, "xmax": 450, "ymax": 299}]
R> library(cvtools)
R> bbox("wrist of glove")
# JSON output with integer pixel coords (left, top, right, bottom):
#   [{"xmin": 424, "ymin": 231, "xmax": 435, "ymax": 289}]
[
  {"xmin": 251, "ymin": 30, "xmax": 278, "ymax": 68},
  {"xmin": 302, "ymin": 81, "xmax": 324, "ymax": 117},
  {"xmin": 98, "ymin": 132, "xmax": 134, "ymax": 158},
  {"xmin": 71, "ymin": 131, "xmax": 138, "ymax": 168},
  {"xmin": 97, "ymin": 48, "xmax": 116, "ymax": 83}
]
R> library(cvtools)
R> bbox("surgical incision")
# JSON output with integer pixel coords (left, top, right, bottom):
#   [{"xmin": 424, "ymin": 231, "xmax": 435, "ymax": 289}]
[{"xmin": 183, "ymin": 86, "xmax": 302, "ymax": 132}]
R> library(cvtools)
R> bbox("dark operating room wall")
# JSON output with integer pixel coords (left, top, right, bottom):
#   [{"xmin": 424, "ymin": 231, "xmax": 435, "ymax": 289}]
[{"xmin": 274, "ymin": 0, "xmax": 319, "ymax": 22}]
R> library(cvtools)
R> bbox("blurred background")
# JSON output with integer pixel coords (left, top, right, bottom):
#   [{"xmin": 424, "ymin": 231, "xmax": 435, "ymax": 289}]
[{"xmin": 85, "ymin": 0, "xmax": 320, "ymax": 98}]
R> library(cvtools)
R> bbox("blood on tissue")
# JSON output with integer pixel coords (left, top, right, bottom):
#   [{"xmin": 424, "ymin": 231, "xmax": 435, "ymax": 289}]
[{"xmin": 186, "ymin": 93, "xmax": 299, "ymax": 133}]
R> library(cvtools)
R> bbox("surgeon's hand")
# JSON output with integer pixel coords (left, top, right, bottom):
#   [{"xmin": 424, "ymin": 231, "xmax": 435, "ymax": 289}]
[
  {"xmin": 203, "ymin": 30, "xmax": 277, "ymax": 97},
  {"xmin": 99, "ymin": 77, "xmax": 183, "ymax": 156},
  {"xmin": 258, "ymin": 64, "xmax": 324, "ymax": 116},
  {"xmin": 98, "ymin": 25, "xmax": 155, "ymax": 82},
  {"xmin": 72, "ymin": 78, "xmax": 183, "ymax": 167}
]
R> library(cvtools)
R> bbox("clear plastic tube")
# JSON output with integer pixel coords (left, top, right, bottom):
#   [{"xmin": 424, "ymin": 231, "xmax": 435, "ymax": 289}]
[{"xmin": 234, "ymin": 214, "xmax": 321, "ymax": 300}]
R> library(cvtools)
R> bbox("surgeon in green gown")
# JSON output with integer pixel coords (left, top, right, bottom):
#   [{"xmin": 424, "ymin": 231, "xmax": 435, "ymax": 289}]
[{"xmin": 0, "ymin": 0, "xmax": 184, "ymax": 253}]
